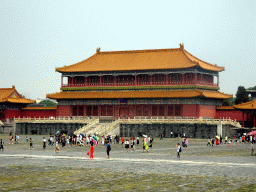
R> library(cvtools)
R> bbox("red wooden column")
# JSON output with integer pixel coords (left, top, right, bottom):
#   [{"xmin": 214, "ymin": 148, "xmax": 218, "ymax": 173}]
[
  {"xmin": 99, "ymin": 76, "xmax": 102, "ymax": 86},
  {"xmin": 194, "ymin": 73, "xmax": 197, "ymax": 84},
  {"xmin": 114, "ymin": 75, "xmax": 117, "ymax": 86},
  {"xmin": 182, "ymin": 74, "xmax": 185, "ymax": 85},
  {"xmin": 85, "ymin": 77, "xmax": 88, "ymax": 86},
  {"xmin": 98, "ymin": 106, "xmax": 101, "ymax": 117},
  {"xmin": 135, "ymin": 75, "xmax": 137, "ymax": 86},
  {"xmin": 71, "ymin": 77, "xmax": 74, "ymax": 87},
  {"xmin": 150, "ymin": 74, "xmax": 153, "ymax": 85},
  {"xmin": 84, "ymin": 106, "xmax": 87, "ymax": 116},
  {"xmin": 166, "ymin": 74, "xmax": 169, "ymax": 85}
]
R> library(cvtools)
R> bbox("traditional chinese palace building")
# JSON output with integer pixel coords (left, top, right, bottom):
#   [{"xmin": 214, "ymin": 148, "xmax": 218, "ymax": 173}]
[
  {"xmin": 47, "ymin": 44, "xmax": 232, "ymax": 119},
  {"xmin": 0, "ymin": 86, "xmax": 56, "ymax": 124},
  {"xmin": 0, "ymin": 86, "xmax": 35, "ymax": 123}
]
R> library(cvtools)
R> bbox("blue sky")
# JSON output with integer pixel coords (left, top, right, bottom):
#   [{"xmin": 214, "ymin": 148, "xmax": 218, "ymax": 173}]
[{"xmin": 0, "ymin": 0, "xmax": 255, "ymax": 99}]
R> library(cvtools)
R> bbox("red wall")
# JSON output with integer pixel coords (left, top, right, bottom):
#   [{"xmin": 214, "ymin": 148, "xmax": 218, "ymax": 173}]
[
  {"xmin": 22, "ymin": 110, "xmax": 56, "ymax": 118},
  {"xmin": 57, "ymin": 105, "xmax": 71, "ymax": 116},
  {"xmin": 198, "ymin": 105, "xmax": 216, "ymax": 118},
  {"xmin": 182, "ymin": 104, "xmax": 197, "ymax": 117},
  {"xmin": 5, "ymin": 109, "xmax": 22, "ymax": 119},
  {"xmin": 216, "ymin": 110, "xmax": 245, "ymax": 121}
]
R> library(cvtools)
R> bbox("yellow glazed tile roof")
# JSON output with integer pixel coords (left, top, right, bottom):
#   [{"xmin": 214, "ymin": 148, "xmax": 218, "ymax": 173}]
[
  {"xmin": 198, "ymin": 90, "xmax": 232, "ymax": 99},
  {"xmin": 22, "ymin": 107, "xmax": 57, "ymax": 110},
  {"xmin": 0, "ymin": 86, "xmax": 36, "ymax": 104},
  {"xmin": 233, "ymin": 100, "xmax": 256, "ymax": 110},
  {"xmin": 47, "ymin": 90, "xmax": 231, "ymax": 100},
  {"xmin": 216, "ymin": 106, "xmax": 235, "ymax": 110},
  {"xmin": 56, "ymin": 44, "xmax": 224, "ymax": 73}
]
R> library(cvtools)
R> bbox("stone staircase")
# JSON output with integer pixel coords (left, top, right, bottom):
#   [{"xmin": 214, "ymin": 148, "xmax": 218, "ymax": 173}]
[
  {"xmin": 74, "ymin": 119, "xmax": 99, "ymax": 135},
  {"xmin": 84, "ymin": 123, "xmax": 111, "ymax": 136},
  {"xmin": 74, "ymin": 119, "xmax": 111, "ymax": 136}
]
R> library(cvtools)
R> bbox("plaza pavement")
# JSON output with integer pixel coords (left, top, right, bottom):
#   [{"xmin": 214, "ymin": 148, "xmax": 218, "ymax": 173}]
[{"xmin": 0, "ymin": 135, "xmax": 255, "ymax": 178}]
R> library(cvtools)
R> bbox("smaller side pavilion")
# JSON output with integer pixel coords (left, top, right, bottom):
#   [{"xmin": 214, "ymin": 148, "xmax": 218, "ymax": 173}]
[
  {"xmin": 0, "ymin": 86, "xmax": 35, "ymax": 123},
  {"xmin": 233, "ymin": 100, "xmax": 256, "ymax": 128}
]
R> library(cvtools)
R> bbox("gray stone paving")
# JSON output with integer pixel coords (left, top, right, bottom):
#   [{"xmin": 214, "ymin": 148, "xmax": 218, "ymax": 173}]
[{"xmin": 0, "ymin": 134, "xmax": 255, "ymax": 178}]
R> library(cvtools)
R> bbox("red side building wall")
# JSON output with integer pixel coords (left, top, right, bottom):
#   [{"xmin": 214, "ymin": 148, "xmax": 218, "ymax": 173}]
[
  {"xmin": 22, "ymin": 110, "xmax": 56, "ymax": 118},
  {"xmin": 216, "ymin": 110, "xmax": 245, "ymax": 121},
  {"xmin": 4, "ymin": 109, "xmax": 22, "ymax": 119},
  {"xmin": 198, "ymin": 105, "xmax": 216, "ymax": 118}
]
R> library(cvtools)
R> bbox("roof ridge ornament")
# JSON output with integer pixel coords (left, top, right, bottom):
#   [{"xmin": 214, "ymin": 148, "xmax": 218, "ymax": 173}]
[
  {"xmin": 179, "ymin": 43, "xmax": 184, "ymax": 50},
  {"xmin": 96, "ymin": 47, "xmax": 101, "ymax": 53}
]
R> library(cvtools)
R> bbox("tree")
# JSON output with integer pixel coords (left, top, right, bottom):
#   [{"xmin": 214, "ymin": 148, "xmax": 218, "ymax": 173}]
[
  {"xmin": 235, "ymin": 86, "xmax": 249, "ymax": 105},
  {"xmin": 39, "ymin": 100, "xmax": 58, "ymax": 107},
  {"xmin": 222, "ymin": 99, "xmax": 230, "ymax": 106}
]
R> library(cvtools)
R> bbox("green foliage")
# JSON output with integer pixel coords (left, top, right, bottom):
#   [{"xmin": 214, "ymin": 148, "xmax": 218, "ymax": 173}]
[
  {"xmin": 222, "ymin": 99, "xmax": 230, "ymax": 106},
  {"xmin": 222, "ymin": 98, "xmax": 234, "ymax": 106},
  {"xmin": 235, "ymin": 86, "xmax": 249, "ymax": 105},
  {"xmin": 39, "ymin": 100, "xmax": 58, "ymax": 107}
]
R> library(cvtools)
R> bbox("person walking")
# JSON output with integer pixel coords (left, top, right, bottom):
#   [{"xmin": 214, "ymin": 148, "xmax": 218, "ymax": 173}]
[
  {"xmin": 54, "ymin": 141, "xmax": 60, "ymax": 153},
  {"xmin": 136, "ymin": 136, "xmax": 139, "ymax": 146},
  {"xmin": 121, "ymin": 136, "xmax": 124, "ymax": 147},
  {"xmin": 87, "ymin": 142, "xmax": 94, "ymax": 159},
  {"xmin": 176, "ymin": 143, "xmax": 181, "ymax": 158},
  {"xmin": 42, "ymin": 137, "xmax": 46, "ymax": 150},
  {"xmin": 225, "ymin": 136, "xmax": 228, "ymax": 144},
  {"xmin": 143, "ymin": 139, "xmax": 149, "ymax": 152},
  {"xmin": 160, "ymin": 133, "xmax": 163, "ymax": 140},
  {"xmin": 101, "ymin": 135, "xmax": 105, "ymax": 146},
  {"xmin": 124, "ymin": 139, "xmax": 129, "ymax": 152},
  {"xmin": 29, "ymin": 138, "xmax": 33, "ymax": 149},
  {"xmin": 207, "ymin": 137, "xmax": 211, "ymax": 146},
  {"xmin": 130, "ymin": 138, "xmax": 134, "ymax": 151},
  {"xmin": 0, "ymin": 139, "xmax": 4, "ymax": 151},
  {"xmin": 9, "ymin": 135, "xmax": 13, "ymax": 144},
  {"xmin": 106, "ymin": 142, "xmax": 111, "ymax": 158},
  {"xmin": 227, "ymin": 137, "xmax": 232, "ymax": 147}
]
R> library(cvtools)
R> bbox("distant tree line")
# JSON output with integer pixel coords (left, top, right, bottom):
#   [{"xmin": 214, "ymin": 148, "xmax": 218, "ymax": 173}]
[
  {"xmin": 222, "ymin": 86, "xmax": 251, "ymax": 106},
  {"xmin": 39, "ymin": 100, "xmax": 58, "ymax": 107}
]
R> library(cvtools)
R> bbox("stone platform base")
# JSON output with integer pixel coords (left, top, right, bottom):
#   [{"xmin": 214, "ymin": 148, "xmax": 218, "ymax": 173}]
[
  {"xmin": 120, "ymin": 123, "xmax": 239, "ymax": 138},
  {"xmin": 14, "ymin": 123, "xmax": 87, "ymax": 135}
]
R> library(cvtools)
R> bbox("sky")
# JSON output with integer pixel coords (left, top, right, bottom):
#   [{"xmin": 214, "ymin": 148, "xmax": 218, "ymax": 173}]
[{"xmin": 0, "ymin": 0, "xmax": 255, "ymax": 100}]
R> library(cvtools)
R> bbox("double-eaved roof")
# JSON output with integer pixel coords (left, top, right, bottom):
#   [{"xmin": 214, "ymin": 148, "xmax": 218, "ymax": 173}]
[
  {"xmin": 47, "ymin": 90, "xmax": 232, "ymax": 100},
  {"xmin": 0, "ymin": 86, "xmax": 35, "ymax": 104},
  {"xmin": 56, "ymin": 44, "xmax": 224, "ymax": 73}
]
